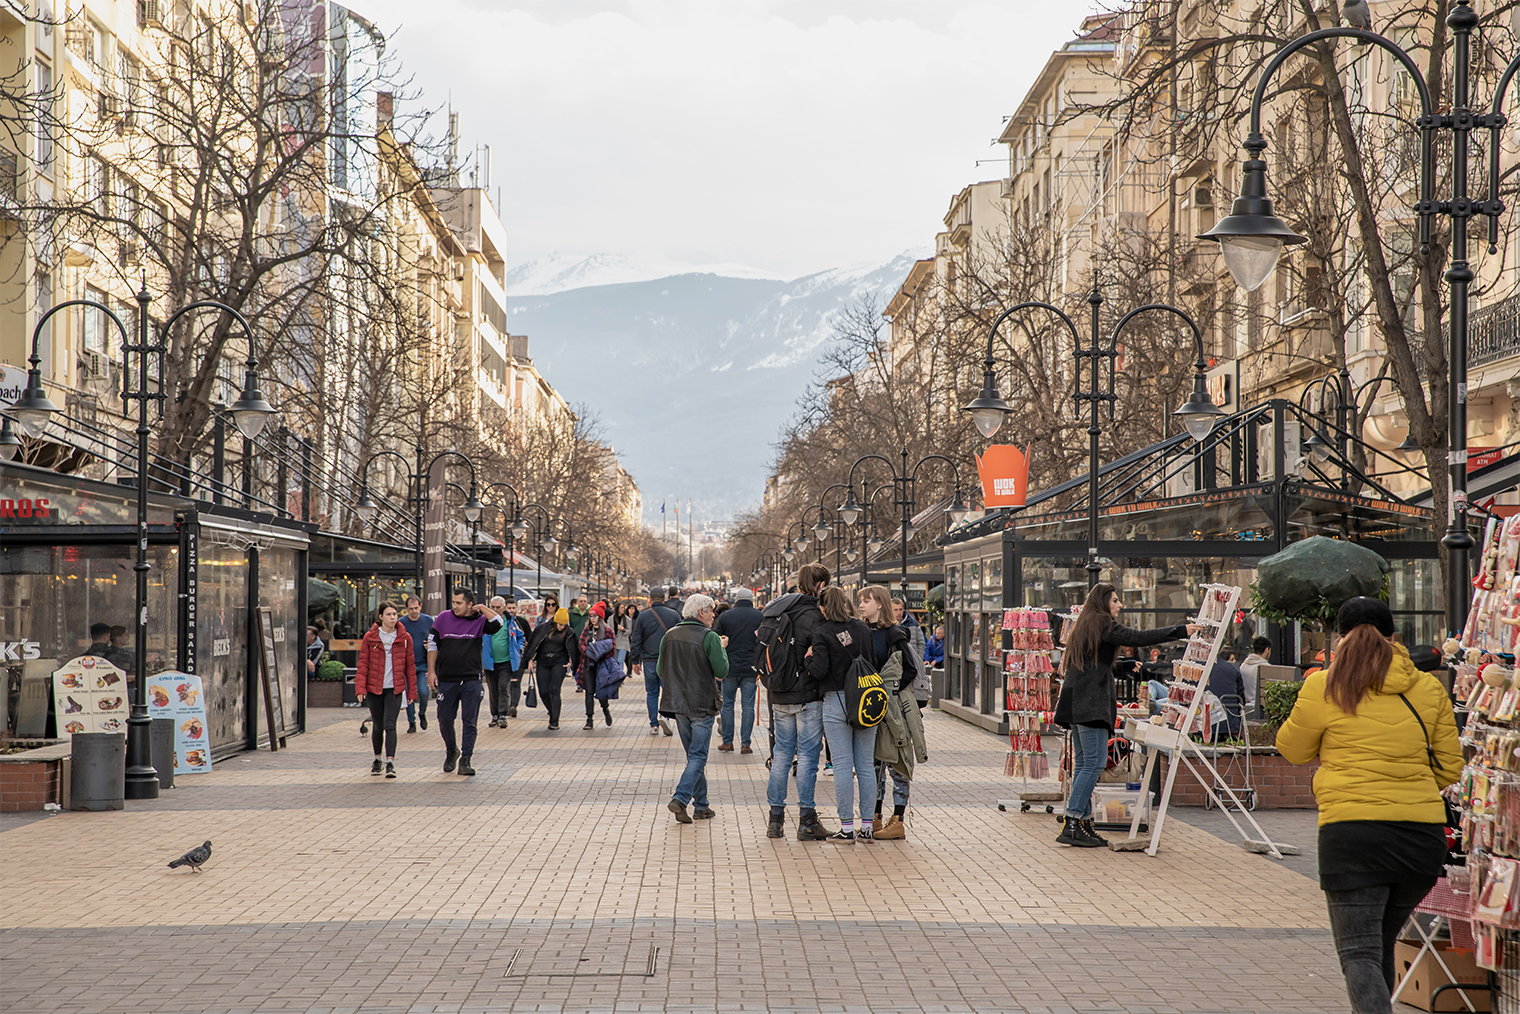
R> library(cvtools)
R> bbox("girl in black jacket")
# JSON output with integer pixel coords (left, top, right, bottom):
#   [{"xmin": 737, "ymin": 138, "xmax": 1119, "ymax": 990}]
[
  {"xmin": 1054, "ymin": 582, "xmax": 1198, "ymax": 848},
  {"xmin": 859, "ymin": 585, "xmax": 915, "ymax": 840},
  {"xmin": 808, "ymin": 587, "xmax": 878, "ymax": 843},
  {"xmin": 521, "ymin": 608, "xmax": 581, "ymax": 731}
]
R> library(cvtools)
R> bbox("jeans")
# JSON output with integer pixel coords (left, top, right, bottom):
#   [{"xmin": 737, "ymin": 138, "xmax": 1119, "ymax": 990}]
[
  {"xmin": 1325, "ymin": 879, "xmax": 1438, "ymax": 1013},
  {"xmin": 435, "ymin": 678, "xmax": 483, "ymax": 760},
  {"xmin": 405, "ymin": 664, "xmax": 429, "ymax": 724},
  {"xmin": 616, "ymin": 648, "xmax": 627, "ymax": 668},
  {"xmin": 537, "ymin": 664, "xmax": 567, "ymax": 725},
  {"xmin": 875, "ymin": 760, "xmax": 910, "ymax": 811},
  {"xmin": 767, "ymin": 701, "xmax": 822, "ymax": 810},
  {"xmin": 721, "ymin": 673, "xmax": 757, "ymax": 746},
  {"xmin": 365, "ymin": 688, "xmax": 402, "ymax": 758},
  {"xmin": 489, "ymin": 664, "xmax": 515, "ymax": 719},
  {"xmin": 821, "ymin": 691, "xmax": 878, "ymax": 822},
  {"xmin": 643, "ymin": 663, "xmax": 662, "ymax": 726},
  {"xmin": 673, "ymin": 713, "xmax": 714, "ymax": 807},
  {"xmin": 1065, "ymin": 724, "xmax": 1109, "ymax": 819}
]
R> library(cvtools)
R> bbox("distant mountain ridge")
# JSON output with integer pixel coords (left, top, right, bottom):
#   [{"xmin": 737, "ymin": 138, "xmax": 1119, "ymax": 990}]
[
  {"xmin": 505, "ymin": 251, "xmax": 927, "ymax": 523},
  {"xmin": 504, "ymin": 252, "xmax": 782, "ymax": 296}
]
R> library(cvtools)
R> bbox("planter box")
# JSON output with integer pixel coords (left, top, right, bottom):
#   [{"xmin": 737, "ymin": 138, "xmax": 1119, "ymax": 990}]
[
  {"xmin": 307, "ymin": 679, "xmax": 344, "ymax": 708},
  {"xmin": 0, "ymin": 741, "xmax": 70, "ymax": 812},
  {"xmin": 1159, "ymin": 747, "xmax": 1319, "ymax": 810}
]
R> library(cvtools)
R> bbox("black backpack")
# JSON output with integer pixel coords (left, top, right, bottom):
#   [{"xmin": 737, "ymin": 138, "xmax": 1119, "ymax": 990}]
[{"xmin": 755, "ymin": 607, "xmax": 804, "ymax": 694}]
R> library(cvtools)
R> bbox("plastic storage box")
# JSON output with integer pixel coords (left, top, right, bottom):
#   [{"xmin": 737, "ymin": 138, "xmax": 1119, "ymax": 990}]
[{"xmin": 1091, "ymin": 785, "xmax": 1150, "ymax": 825}]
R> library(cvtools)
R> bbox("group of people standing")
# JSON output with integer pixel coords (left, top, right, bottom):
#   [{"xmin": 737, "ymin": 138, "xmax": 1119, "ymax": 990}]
[{"xmin": 652, "ymin": 563, "xmax": 930, "ymax": 843}]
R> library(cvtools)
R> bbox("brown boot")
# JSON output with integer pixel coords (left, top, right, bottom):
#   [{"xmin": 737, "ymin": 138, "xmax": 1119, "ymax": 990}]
[{"xmin": 875, "ymin": 814, "xmax": 906, "ymax": 840}]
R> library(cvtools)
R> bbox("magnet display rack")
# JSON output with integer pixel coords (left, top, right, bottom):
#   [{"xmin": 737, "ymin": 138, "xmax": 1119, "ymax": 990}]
[
  {"xmin": 1120, "ymin": 583, "xmax": 1293, "ymax": 858},
  {"xmin": 1002, "ymin": 608, "xmax": 1061, "ymax": 811}
]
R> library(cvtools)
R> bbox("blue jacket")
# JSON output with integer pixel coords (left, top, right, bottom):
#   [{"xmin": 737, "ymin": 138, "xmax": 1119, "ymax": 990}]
[
  {"xmin": 399, "ymin": 614, "xmax": 434, "ymax": 667},
  {"xmin": 629, "ymin": 601, "xmax": 683, "ymax": 665},
  {"xmin": 924, "ymin": 635, "xmax": 945, "ymax": 666}
]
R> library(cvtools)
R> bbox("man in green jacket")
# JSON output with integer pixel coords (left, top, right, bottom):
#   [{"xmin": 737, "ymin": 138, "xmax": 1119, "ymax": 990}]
[
  {"xmin": 567, "ymin": 594, "xmax": 592, "ymax": 637},
  {"xmin": 657, "ymin": 593, "xmax": 729, "ymax": 824}
]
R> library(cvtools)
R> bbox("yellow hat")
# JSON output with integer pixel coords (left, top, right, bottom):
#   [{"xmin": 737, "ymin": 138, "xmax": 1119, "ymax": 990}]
[{"xmin": 553, "ymin": 607, "xmax": 570, "ymax": 625}]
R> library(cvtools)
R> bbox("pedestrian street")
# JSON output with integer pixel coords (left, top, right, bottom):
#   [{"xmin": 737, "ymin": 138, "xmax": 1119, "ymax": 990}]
[{"xmin": 0, "ymin": 693, "xmax": 1351, "ymax": 1014}]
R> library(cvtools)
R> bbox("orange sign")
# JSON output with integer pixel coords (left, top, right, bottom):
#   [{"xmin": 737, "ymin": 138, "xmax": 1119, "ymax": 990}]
[{"xmin": 976, "ymin": 445, "xmax": 1031, "ymax": 507}]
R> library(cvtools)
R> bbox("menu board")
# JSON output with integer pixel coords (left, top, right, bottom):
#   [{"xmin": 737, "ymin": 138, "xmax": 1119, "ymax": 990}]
[
  {"xmin": 146, "ymin": 672, "xmax": 212, "ymax": 774},
  {"xmin": 51, "ymin": 656, "xmax": 129, "ymax": 738}
]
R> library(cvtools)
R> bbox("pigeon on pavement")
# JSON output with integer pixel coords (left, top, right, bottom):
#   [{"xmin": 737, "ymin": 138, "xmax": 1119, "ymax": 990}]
[{"xmin": 167, "ymin": 840, "xmax": 212, "ymax": 873}]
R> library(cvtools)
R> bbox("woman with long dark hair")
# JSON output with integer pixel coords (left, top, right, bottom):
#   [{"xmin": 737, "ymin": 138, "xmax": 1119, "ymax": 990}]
[
  {"xmin": 1054, "ymin": 583, "xmax": 1198, "ymax": 848},
  {"xmin": 1277, "ymin": 598, "xmax": 1460, "ymax": 1014},
  {"xmin": 355, "ymin": 601, "xmax": 415, "ymax": 778}
]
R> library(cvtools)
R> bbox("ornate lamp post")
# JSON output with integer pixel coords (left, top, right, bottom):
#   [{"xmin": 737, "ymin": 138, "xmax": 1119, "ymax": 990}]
[
  {"xmin": 966, "ymin": 294, "xmax": 1220, "ymax": 587},
  {"xmin": 8, "ymin": 290, "xmax": 274, "ymax": 800},
  {"xmin": 356, "ymin": 450, "xmax": 422, "ymax": 592},
  {"xmin": 837, "ymin": 448, "xmax": 970, "ymax": 599},
  {"xmin": 1195, "ymin": 0, "xmax": 1520, "ymax": 634}
]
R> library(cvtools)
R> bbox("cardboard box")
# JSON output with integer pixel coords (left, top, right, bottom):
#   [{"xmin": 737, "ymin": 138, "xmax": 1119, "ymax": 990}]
[{"xmin": 1394, "ymin": 941, "xmax": 1492, "ymax": 1012}]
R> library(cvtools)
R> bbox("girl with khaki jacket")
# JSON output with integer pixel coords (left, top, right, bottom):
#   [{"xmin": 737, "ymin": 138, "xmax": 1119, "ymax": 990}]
[{"xmin": 1277, "ymin": 597, "xmax": 1461, "ymax": 1014}]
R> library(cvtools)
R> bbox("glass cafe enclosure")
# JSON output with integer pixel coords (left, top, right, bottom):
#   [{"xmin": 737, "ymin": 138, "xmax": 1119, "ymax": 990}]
[{"xmin": 938, "ymin": 400, "xmax": 1444, "ymax": 732}]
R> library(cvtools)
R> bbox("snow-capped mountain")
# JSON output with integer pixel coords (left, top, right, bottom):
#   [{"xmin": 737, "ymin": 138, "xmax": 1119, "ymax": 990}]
[
  {"xmin": 504, "ymin": 253, "xmax": 782, "ymax": 296},
  {"xmin": 506, "ymin": 250, "xmax": 928, "ymax": 523}
]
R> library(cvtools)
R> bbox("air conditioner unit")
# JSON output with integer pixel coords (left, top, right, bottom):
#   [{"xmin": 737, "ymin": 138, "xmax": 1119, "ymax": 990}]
[
  {"xmin": 452, "ymin": 262, "xmax": 465, "ymax": 281},
  {"xmin": 138, "ymin": 0, "xmax": 164, "ymax": 29},
  {"xmin": 98, "ymin": 91, "xmax": 121, "ymax": 121},
  {"xmin": 1194, "ymin": 186, "xmax": 1214, "ymax": 207},
  {"xmin": 80, "ymin": 351, "xmax": 114, "ymax": 395},
  {"xmin": 1000, "ymin": 178, "xmax": 1016, "ymax": 199},
  {"xmin": 119, "ymin": 239, "xmax": 139, "ymax": 266}
]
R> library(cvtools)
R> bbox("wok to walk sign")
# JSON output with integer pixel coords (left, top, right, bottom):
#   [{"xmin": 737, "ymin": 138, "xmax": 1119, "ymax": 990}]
[{"xmin": 976, "ymin": 445, "xmax": 1031, "ymax": 508}]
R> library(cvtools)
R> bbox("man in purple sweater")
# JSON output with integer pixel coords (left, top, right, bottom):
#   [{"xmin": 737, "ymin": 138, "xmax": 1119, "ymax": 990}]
[{"xmin": 426, "ymin": 587, "xmax": 502, "ymax": 776}]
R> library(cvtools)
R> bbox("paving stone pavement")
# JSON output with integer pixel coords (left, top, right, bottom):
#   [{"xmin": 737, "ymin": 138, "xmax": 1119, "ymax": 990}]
[{"xmin": 0, "ymin": 691, "xmax": 1371, "ymax": 1013}]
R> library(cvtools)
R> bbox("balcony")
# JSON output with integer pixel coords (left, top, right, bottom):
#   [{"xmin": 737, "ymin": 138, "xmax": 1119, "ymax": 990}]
[
  {"xmin": 1465, "ymin": 294, "xmax": 1520, "ymax": 370},
  {"xmin": 0, "ymin": 148, "xmax": 17, "ymax": 202}
]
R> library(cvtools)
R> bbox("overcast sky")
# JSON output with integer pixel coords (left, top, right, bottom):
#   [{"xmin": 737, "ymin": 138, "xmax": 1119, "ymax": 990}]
[{"xmin": 356, "ymin": 1, "xmax": 1095, "ymax": 280}]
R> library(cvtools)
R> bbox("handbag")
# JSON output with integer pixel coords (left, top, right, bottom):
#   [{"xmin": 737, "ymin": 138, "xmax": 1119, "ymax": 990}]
[{"xmin": 1397, "ymin": 692, "xmax": 1461, "ymax": 830}]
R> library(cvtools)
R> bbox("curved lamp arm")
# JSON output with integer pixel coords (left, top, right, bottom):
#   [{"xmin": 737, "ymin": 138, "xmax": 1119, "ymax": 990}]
[
  {"xmin": 159, "ymin": 301, "xmax": 272, "ymax": 438},
  {"xmin": 965, "ymin": 301, "xmax": 1083, "ymax": 438},
  {"xmin": 8, "ymin": 299, "xmax": 132, "ymax": 435},
  {"xmin": 1110, "ymin": 303, "xmax": 1224, "ymax": 443}
]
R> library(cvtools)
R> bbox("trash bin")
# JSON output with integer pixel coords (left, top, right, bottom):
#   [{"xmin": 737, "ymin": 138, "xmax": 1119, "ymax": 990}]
[
  {"xmin": 151, "ymin": 718, "xmax": 175, "ymax": 789},
  {"xmin": 70, "ymin": 733, "xmax": 125, "ymax": 811},
  {"xmin": 342, "ymin": 667, "xmax": 358, "ymax": 706}
]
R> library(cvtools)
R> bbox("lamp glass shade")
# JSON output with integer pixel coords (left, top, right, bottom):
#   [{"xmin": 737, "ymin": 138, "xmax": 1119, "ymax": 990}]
[
  {"xmin": 845, "ymin": 548, "xmax": 859, "ymax": 563},
  {"xmin": 462, "ymin": 497, "xmax": 484, "ymax": 523},
  {"xmin": 1305, "ymin": 432, "xmax": 1331, "ymax": 462},
  {"xmin": 1181, "ymin": 412, "xmax": 1218, "ymax": 443},
  {"xmin": 9, "ymin": 380, "xmax": 60, "ymax": 436},
  {"xmin": 355, "ymin": 496, "xmax": 377, "ymax": 522},
  {"xmin": 838, "ymin": 501, "xmax": 862, "ymax": 526},
  {"xmin": 541, "ymin": 535, "xmax": 559, "ymax": 550},
  {"xmin": 866, "ymin": 537, "xmax": 884, "ymax": 553},
  {"xmin": 229, "ymin": 373, "xmax": 274, "ymax": 438},
  {"xmin": 812, "ymin": 521, "xmax": 832, "ymax": 542},
  {"xmin": 947, "ymin": 498, "xmax": 970, "ymax": 524},
  {"xmin": 782, "ymin": 549, "xmax": 797, "ymax": 562},
  {"xmin": 1396, "ymin": 436, "xmax": 1422, "ymax": 465},
  {"xmin": 970, "ymin": 407, "xmax": 1006, "ymax": 439},
  {"xmin": 0, "ymin": 417, "xmax": 19, "ymax": 460},
  {"xmin": 1218, "ymin": 235, "xmax": 1283, "ymax": 293},
  {"xmin": 793, "ymin": 536, "xmax": 809, "ymax": 552},
  {"xmin": 510, "ymin": 518, "xmax": 530, "ymax": 539}
]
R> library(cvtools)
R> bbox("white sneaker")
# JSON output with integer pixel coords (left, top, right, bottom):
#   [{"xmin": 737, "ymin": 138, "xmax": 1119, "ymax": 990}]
[{"xmin": 648, "ymin": 725, "xmax": 660, "ymax": 736}]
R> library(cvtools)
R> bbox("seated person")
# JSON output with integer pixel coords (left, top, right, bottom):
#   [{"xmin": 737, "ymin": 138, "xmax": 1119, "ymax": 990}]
[
  {"xmin": 924, "ymin": 625, "xmax": 945, "ymax": 667},
  {"xmin": 1206, "ymin": 654, "xmax": 1247, "ymax": 739}
]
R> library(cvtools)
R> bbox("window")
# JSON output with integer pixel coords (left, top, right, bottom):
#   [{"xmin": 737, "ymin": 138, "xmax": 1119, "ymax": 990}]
[
  {"xmin": 36, "ymin": 271, "xmax": 54, "ymax": 375},
  {"xmin": 84, "ymin": 284, "xmax": 110, "ymax": 353},
  {"xmin": 35, "ymin": 62, "xmax": 53, "ymax": 175}
]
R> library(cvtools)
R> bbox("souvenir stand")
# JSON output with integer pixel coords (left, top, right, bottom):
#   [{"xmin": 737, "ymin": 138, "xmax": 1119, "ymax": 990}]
[
  {"xmin": 1001, "ymin": 607, "xmax": 1062, "ymax": 812},
  {"xmin": 1118, "ymin": 583, "xmax": 1294, "ymax": 857},
  {"xmin": 1439, "ymin": 514, "xmax": 1520, "ymax": 1006}
]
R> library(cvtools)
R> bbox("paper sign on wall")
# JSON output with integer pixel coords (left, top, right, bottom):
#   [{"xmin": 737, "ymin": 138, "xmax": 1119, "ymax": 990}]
[
  {"xmin": 975, "ymin": 445, "xmax": 1031, "ymax": 507},
  {"xmin": 146, "ymin": 672, "xmax": 212, "ymax": 774},
  {"xmin": 51, "ymin": 656, "xmax": 129, "ymax": 738}
]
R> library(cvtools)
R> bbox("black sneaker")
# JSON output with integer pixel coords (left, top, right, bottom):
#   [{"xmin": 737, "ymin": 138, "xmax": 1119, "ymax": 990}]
[
  {"xmin": 458, "ymin": 758, "xmax": 475, "ymax": 776},
  {"xmin": 549, "ymin": 722, "xmax": 560, "ymax": 731},
  {"xmin": 385, "ymin": 761, "xmax": 396, "ymax": 779},
  {"xmin": 584, "ymin": 719, "xmax": 595, "ymax": 730},
  {"xmin": 487, "ymin": 717, "xmax": 499, "ymax": 728},
  {"xmin": 824, "ymin": 829, "xmax": 855, "ymax": 843},
  {"xmin": 797, "ymin": 812, "xmax": 830, "ymax": 841},
  {"xmin": 766, "ymin": 812, "xmax": 785, "ymax": 838},
  {"xmin": 444, "ymin": 749, "xmax": 459, "ymax": 773},
  {"xmin": 668, "ymin": 800, "xmax": 692, "ymax": 824},
  {"xmin": 693, "ymin": 807, "xmax": 715, "ymax": 820},
  {"xmin": 406, "ymin": 723, "xmax": 417, "ymax": 734},
  {"xmin": 370, "ymin": 758, "xmax": 383, "ymax": 776},
  {"xmin": 419, "ymin": 712, "xmax": 428, "ymax": 731},
  {"xmin": 508, "ymin": 707, "xmax": 518, "ymax": 718},
  {"xmin": 856, "ymin": 825, "xmax": 874, "ymax": 843},
  {"xmin": 603, "ymin": 705, "xmax": 612, "ymax": 727}
]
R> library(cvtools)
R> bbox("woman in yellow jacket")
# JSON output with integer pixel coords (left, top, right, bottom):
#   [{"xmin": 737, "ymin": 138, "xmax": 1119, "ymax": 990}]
[{"xmin": 1277, "ymin": 597, "xmax": 1460, "ymax": 1014}]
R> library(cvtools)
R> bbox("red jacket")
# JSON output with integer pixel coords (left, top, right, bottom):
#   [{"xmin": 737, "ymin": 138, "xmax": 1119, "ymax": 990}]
[{"xmin": 355, "ymin": 623, "xmax": 416, "ymax": 700}]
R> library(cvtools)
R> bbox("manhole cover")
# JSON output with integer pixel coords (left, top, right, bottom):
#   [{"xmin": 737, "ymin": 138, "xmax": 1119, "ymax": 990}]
[{"xmin": 503, "ymin": 944, "xmax": 659, "ymax": 978}]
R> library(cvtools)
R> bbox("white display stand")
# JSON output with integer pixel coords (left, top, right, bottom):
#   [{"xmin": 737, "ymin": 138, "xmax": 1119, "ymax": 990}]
[{"xmin": 1120, "ymin": 583, "xmax": 1296, "ymax": 859}]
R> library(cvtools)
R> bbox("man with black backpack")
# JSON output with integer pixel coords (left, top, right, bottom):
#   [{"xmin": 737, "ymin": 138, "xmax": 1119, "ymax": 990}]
[
  {"xmin": 756, "ymin": 563, "xmax": 831, "ymax": 841},
  {"xmin": 630, "ymin": 588, "xmax": 683, "ymax": 736}
]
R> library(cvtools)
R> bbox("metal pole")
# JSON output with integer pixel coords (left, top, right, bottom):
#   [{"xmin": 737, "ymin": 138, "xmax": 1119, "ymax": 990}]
[
  {"xmin": 125, "ymin": 284, "xmax": 159, "ymax": 799},
  {"xmin": 414, "ymin": 446, "xmax": 424, "ymax": 598},
  {"xmin": 900, "ymin": 448, "xmax": 910, "ymax": 597},
  {"xmin": 1442, "ymin": 3, "xmax": 1478, "ymax": 637},
  {"xmin": 1086, "ymin": 287, "xmax": 1103, "ymax": 587},
  {"xmin": 212, "ymin": 412, "xmax": 226, "ymax": 505}
]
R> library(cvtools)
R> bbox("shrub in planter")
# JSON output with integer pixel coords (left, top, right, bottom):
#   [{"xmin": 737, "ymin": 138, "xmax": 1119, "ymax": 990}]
[
  {"xmin": 1260, "ymin": 679, "xmax": 1302, "ymax": 742},
  {"xmin": 314, "ymin": 658, "xmax": 346, "ymax": 682}
]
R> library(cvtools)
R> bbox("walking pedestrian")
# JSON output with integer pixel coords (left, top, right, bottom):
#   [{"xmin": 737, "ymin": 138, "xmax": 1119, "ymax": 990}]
[
  {"xmin": 1055, "ymin": 583, "xmax": 1199, "ymax": 847},
  {"xmin": 578, "ymin": 602, "xmax": 616, "ymax": 730},
  {"xmin": 615, "ymin": 604, "xmax": 633, "ymax": 670},
  {"xmin": 893, "ymin": 596, "xmax": 933, "ymax": 707},
  {"xmin": 399, "ymin": 596, "xmax": 433, "ymax": 733},
  {"xmin": 629, "ymin": 588, "xmax": 682, "ymax": 736},
  {"xmin": 658, "ymin": 593, "xmax": 728, "ymax": 823},
  {"xmin": 425, "ymin": 588, "xmax": 502, "ymax": 776},
  {"xmin": 1277, "ymin": 598, "xmax": 1460, "ymax": 1014},
  {"xmin": 489, "ymin": 597, "xmax": 531, "ymax": 726},
  {"xmin": 865, "ymin": 586, "xmax": 922, "ymax": 840},
  {"xmin": 536, "ymin": 593, "xmax": 560, "ymax": 628},
  {"xmin": 761, "ymin": 563, "xmax": 830, "ymax": 841},
  {"xmin": 484, "ymin": 596, "xmax": 510, "ymax": 727},
  {"xmin": 355, "ymin": 601, "xmax": 415, "ymax": 779},
  {"xmin": 715, "ymin": 588, "xmax": 762, "ymax": 753},
  {"xmin": 809, "ymin": 586, "xmax": 878, "ymax": 843},
  {"xmin": 568, "ymin": 594, "xmax": 591, "ymax": 636},
  {"xmin": 522, "ymin": 607, "xmax": 580, "ymax": 730}
]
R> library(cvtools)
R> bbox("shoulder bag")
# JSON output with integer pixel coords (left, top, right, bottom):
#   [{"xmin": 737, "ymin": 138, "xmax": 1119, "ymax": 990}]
[{"xmin": 1397, "ymin": 692, "xmax": 1461, "ymax": 831}]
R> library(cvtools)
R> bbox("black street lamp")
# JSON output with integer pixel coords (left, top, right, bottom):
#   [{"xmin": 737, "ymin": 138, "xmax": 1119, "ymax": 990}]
[
  {"xmin": 482, "ymin": 480, "xmax": 523, "ymax": 602},
  {"xmin": 967, "ymin": 292, "xmax": 1220, "ymax": 587},
  {"xmin": 1297, "ymin": 372, "xmax": 1357, "ymax": 484},
  {"xmin": 1196, "ymin": 0, "xmax": 1520, "ymax": 635},
  {"xmin": 814, "ymin": 482, "xmax": 850, "ymax": 580},
  {"xmin": 838, "ymin": 448, "xmax": 969, "ymax": 600},
  {"xmin": 356, "ymin": 449, "xmax": 422, "ymax": 592},
  {"xmin": 420, "ymin": 451, "xmax": 481, "ymax": 607},
  {"xmin": 7, "ymin": 290, "xmax": 275, "ymax": 800},
  {"xmin": 516, "ymin": 502, "xmax": 556, "ymax": 605}
]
